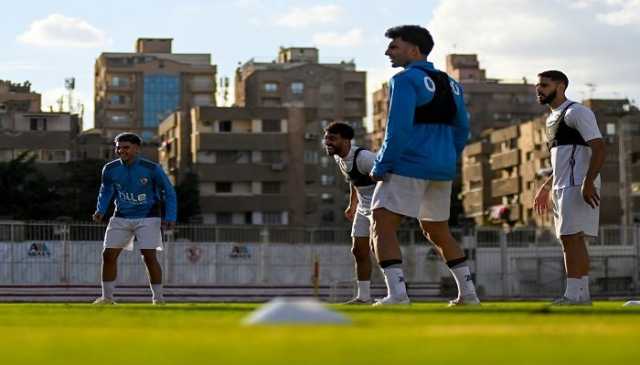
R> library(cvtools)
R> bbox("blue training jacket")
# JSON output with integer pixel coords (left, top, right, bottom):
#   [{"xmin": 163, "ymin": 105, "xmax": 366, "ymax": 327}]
[
  {"xmin": 371, "ymin": 60, "xmax": 470, "ymax": 181},
  {"xmin": 96, "ymin": 157, "xmax": 177, "ymax": 221}
]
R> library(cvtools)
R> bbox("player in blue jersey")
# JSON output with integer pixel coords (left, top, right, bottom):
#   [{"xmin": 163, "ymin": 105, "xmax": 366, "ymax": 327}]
[
  {"xmin": 92, "ymin": 132, "xmax": 177, "ymax": 305},
  {"xmin": 370, "ymin": 25, "xmax": 480, "ymax": 306}
]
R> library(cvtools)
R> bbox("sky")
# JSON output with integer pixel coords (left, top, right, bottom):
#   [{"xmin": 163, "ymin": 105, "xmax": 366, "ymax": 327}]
[{"xmin": 1, "ymin": 0, "xmax": 639, "ymax": 131}]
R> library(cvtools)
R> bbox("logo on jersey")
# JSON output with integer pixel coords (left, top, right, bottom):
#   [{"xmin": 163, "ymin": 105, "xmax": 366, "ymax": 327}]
[
  {"xmin": 450, "ymin": 81, "xmax": 461, "ymax": 95},
  {"xmin": 118, "ymin": 191, "xmax": 147, "ymax": 204},
  {"xmin": 139, "ymin": 177, "xmax": 149, "ymax": 185},
  {"xmin": 423, "ymin": 76, "xmax": 436, "ymax": 92}
]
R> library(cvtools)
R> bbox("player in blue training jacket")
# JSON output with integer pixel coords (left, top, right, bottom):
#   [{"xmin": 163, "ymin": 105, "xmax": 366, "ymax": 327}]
[
  {"xmin": 369, "ymin": 25, "xmax": 480, "ymax": 306},
  {"xmin": 92, "ymin": 132, "xmax": 177, "ymax": 305}
]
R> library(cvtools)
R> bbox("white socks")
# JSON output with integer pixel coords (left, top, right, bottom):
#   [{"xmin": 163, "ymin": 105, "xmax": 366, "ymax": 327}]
[
  {"xmin": 357, "ymin": 280, "xmax": 371, "ymax": 300},
  {"xmin": 565, "ymin": 276, "xmax": 590, "ymax": 301},
  {"xmin": 381, "ymin": 267, "xmax": 408, "ymax": 299},
  {"xmin": 450, "ymin": 265, "xmax": 478, "ymax": 298},
  {"xmin": 102, "ymin": 280, "xmax": 115, "ymax": 299},
  {"xmin": 151, "ymin": 284, "xmax": 164, "ymax": 301}
]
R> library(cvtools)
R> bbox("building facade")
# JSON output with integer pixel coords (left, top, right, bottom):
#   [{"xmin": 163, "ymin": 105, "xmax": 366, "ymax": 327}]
[
  {"xmin": 370, "ymin": 82, "xmax": 389, "ymax": 151},
  {"xmin": 159, "ymin": 106, "xmax": 317, "ymax": 226},
  {"xmin": 446, "ymin": 54, "xmax": 547, "ymax": 138},
  {"xmin": 234, "ymin": 47, "xmax": 367, "ymax": 227},
  {"xmin": 94, "ymin": 38, "xmax": 217, "ymax": 151}
]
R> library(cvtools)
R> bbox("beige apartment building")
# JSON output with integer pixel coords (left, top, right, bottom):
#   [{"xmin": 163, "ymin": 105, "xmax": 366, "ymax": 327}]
[
  {"xmin": 461, "ymin": 99, "xmax": 640, "ymax": 227},
  {"xmin": 370, "ymin": 82, "xmax": 389, "ymax": 150},
  {"xmin": 159, "ymin": 106, "xmax": 317, "ymax": 225},
  {"xmin": 94, "ymin": 38, "xmax": 217, "ymax": 153},
  {"xmin": 0, "ymin": 80, "xmax": 41, "ymax": 114},
  {"xmin": 446, "ymin": 54, "xmax": 547, "ymax": 138},
  {"xmin": 233, "ymin": 47, "xmax": 367, "ymax": 226}
]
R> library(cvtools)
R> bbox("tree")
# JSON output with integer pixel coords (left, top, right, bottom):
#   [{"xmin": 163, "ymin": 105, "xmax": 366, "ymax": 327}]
[
  {"xmin": 175, "ymin": 172, "xmax": 201, "ymax": 223},
  {"xmin": 0, "ymin": 152, "xmax": 59, "ymax": 220}
]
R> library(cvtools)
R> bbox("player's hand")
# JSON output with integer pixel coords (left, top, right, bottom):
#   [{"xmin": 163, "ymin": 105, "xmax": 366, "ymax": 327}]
[
  {"xmin": 369, "ymin": 172, "xmax": 384, "ymax": 182},
  {"xmin": 581, "ymin": 180, "xmax": 600, "ymax": 209},
  {"xmin": 344, "ymin": 206, "xmax": 356, "ymax": 221},
  {"xmin": 162, "ymin": 221, "xmax": 176, "ymax": 230},
  {"xmin": 533, "ymin": 186, "xmax": 551, "ymax": 215},
  {"xmin": 92, "ymin": 212, "xmax": 104, "ymax": 223}
]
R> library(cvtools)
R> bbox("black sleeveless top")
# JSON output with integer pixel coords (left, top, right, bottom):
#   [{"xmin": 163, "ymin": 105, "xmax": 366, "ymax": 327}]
[
  {"xmin": 341, "ymin": 148, "xmax": 375, "ymax": 187},
  {"xmin": 412, "ymin": 65, "xmax": 457, "ymax": 126},
  {"xmin": 547, "ymin": 102, "xmax": 588, "ymax": 149}
]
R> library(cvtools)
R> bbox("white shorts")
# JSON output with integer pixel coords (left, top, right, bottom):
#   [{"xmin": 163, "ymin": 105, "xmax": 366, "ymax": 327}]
[
  {"xmin": 552, "ymin": 187, "xmax": 599, "ymax": 239},
  {"xmin": 103, "ymin": 217, "xmax": 163, "ymax": 251},
  {"xmin": 371, "ymin": 174, "xmax": 451, "ymax": 221},
  {"xmin": 351, "ymin": 211, "xmax": 371, "ymax": 237}
]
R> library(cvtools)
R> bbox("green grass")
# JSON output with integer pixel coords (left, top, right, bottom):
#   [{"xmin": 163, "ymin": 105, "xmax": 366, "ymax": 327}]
[{"xmin": 1, "ymin": 301, "xmax": 640, "ymax": 364}]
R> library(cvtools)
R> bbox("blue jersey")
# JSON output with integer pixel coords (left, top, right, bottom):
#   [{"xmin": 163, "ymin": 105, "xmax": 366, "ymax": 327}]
[
  {"xmin": 371, "ymin": 60, "xmax": 470, "ymax": 181},
  {"xmin": 96, "ymin": 157, "xmax": 177, "ymax": 221}
]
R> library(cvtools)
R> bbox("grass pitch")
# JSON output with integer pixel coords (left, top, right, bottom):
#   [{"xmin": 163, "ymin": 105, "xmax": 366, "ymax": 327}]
[{"xmin": 1, "ymin": 301, "xmax": 639, "ymax": 365}]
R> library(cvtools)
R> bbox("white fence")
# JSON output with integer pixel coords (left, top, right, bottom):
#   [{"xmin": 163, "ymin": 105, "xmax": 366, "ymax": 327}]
[{"xmin": 0, "ymin": 221, "xmax": 639, "ymax": 299}]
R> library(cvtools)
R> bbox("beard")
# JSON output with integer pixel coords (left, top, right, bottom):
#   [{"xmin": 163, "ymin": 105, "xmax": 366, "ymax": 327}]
[{"xmin": 539, "ymin": 89, "xmax": 557, "ymax": 105}]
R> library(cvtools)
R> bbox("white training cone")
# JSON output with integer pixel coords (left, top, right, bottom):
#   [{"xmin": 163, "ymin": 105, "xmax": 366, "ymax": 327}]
[
  {"xmin": 243, "ymin": 297, "xmax": 351, "ymax": 325},
  {"xmin": 623, "ymin": 300, "xmax": 640, "ymax": 307}
]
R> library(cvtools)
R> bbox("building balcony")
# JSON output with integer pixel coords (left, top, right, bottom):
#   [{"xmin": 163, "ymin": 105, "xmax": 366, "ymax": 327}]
[
  {"xmin": 106, "ymin": 83, "xmax": 134, "ymax": 92},
  {"xmin": 463, "ymin": 162, "xmax": 487, "ymax": 182},
  {"xmin": 463, "ymin": 141, "xmax": 491, "ymax": 157},
  {"xmin": 491, "ymin": 176, "xmax": 520, "ymax": 197},
  {"xmin": 490, "ymin": 125, "xmax": 519, "ymax": 143},
  {"xmin": 193, "ymin": 133, "xmax": 288, "ymax": 151},
  {"xmin": 194, "ymin": 163, "xmax": 287, "ymax": 181},
  {"xmin": 199, "ymin": 194, "xmax": 290, "ymax": 213},
  {"xmin": 490, "ymin": 149, "xmax": 520, "ymax": 170},
  {"xmin": 190, "ymin": 81, "xmax": 214, "ymax": 93},
  {"xmin": 104, "ymin": 103, "xmax": 133, "ymax": 110}
]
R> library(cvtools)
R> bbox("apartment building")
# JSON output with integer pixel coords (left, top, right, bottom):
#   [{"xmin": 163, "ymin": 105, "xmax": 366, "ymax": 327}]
[
  {"xmin": 234, "ymin": 47, "xmax": 367, "ymax": 226},
  {"xmin": 94, "ymin": 38, "xmax": 217, "ymax": 153},
  {"xmin": 370, "ymin": 82, "xmax": 389, "ymax": 150},
  {"xmin": 446, "ymin": 54, "xmax": 547, "ymax": 138}
]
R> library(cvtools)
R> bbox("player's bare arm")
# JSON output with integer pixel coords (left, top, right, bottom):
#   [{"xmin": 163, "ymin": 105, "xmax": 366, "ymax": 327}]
[
  {"xmin": 582, "ymin": 138, "xmax": 605, "ymax": 209},
  {"xmin": 534, "ymin": 175, "xmax": 553, "ymax": 215}
]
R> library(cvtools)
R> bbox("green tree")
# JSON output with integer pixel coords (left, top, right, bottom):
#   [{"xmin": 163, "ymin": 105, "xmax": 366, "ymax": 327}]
[
  {"xmin": 175, "ymin": 172, "xmax": 201, "ymax": 223},
  {"xmin": 0, "ymin": 151, "xmax": 59, "ymax": 220}
]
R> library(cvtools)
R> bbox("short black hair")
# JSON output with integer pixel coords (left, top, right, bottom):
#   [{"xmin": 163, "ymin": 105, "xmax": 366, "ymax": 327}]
[
  {"xmin": 538, "ymin": 70, "xmax": 569, "ymax": 88},
  {"xmin": 114, "ymin": 132, "xmax": 142, "ymax": 145},
  {"xmin": 325, "ymin": 122, "xmax": 354, "ymax": 140},
  {"xmin": 385, "ymin": 25, "xmax": 434, "ymax": 56}
]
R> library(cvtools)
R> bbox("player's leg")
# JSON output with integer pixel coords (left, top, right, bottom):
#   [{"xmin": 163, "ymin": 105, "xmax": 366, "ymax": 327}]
[
  {"xmin": 135, "ymin": 218, "xmax": 164, "ymax": 304},
  {"xmin": 551, "ymin": 187, "xmax": 593, "ymax": 305},
  {"xmin": 420, "ymin": 220, "xmax": 479, "ymax": 306},
  {"xmin": 418, "ymin": 181, "xmax": 479, "ymax": 306},
  {"xmin": 345, "ymin": 234, "xmax": 373, "ymax": 303},
  {"xmin": 372, "ymin": 207, "xmax": 408, "ymax": 304},
  {"xmin": 558, "ymin": 232, "xmax": 590, "ymax": 303},
  {"xmin": 140, "ymin": 249, "xmax": 164, "ymax": 304},
  {"xmin": 94, "ymin": 217, "xmax": 133, "ymax": 304}
]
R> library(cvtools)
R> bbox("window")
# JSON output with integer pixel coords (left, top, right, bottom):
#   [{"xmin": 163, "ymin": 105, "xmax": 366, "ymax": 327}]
[
  {"xmin": 321, "ymin": 210, "xmax": 335, "ymax": 223},
  {"xmin": 304, "ymin": 150, "xmax": 319, "ymax": 164},
  {"xmin": 30, "ymin": 118, "xmax": 47, "ymax": 131},
  {"xmin": 216, "ymin": 151, "xmax": 250, "ymax": 163},
  {"xmin": 263, "ymin": 212, "xmax": 283, "ymax": 225},
  {"xmin": 321, "ymin": 193, "xmax": 333, "ymax": 203},
  {"xmin": 606, "ymin": 123, "xmax": 616, "ymax": 136},
  {"xmin": 215, "ymin": 182, "xmax": 232, "ymax": 193},
  {"xmin": 219, "ymin": 120, "xmax": 232, "ymax": 132},
  {"xmin": 262, "ymin": 151, "xmax": 282, "ymax": 164},
  {"xmin": 111, "ymin": 75, "xmax": 128, "ymax": 87},
  {"xmin": 110, "ymin": 95, "xmax": 127, "ymax": 105},
  {"xmin": 291, "ymin": 82, "xmax": 304, "ymax": 94},
  {"xmin": 264, "ymin": 82, "xmax": 278, "ymax": 92},
  {"xmin": 262, "ymin": 119, "xmax": 281, "ymax": 132},
  {"xmin": 262, "ymin": 182, "xmax": 281, "ymax": 194},
  {"xmin": 111, "ymin": 115, "xmax": 129, "ymax": 124},
  {"xmin": 217, "ymin": 213, "xmax": 232, "ymax": 225},
  {"xmin": 142, "ymin": 74, "xmax": 180, "ymax": 128},
  {"xmin": 244, "ymin": 212, "xmax": 253, "ymax": 224},
  {"xmin": 320, "ymin": 174, "xmax": 336, "ymax": 186}
]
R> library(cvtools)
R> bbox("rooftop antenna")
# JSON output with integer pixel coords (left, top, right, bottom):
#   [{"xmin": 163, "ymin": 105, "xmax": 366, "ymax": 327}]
[
  {"xmin": 585, "ymin": 82, "xmax": 597, "ymax": 99},
  {"xmin": 64, "ymin": 77, "xmax": 75, "ymax": 113}
]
